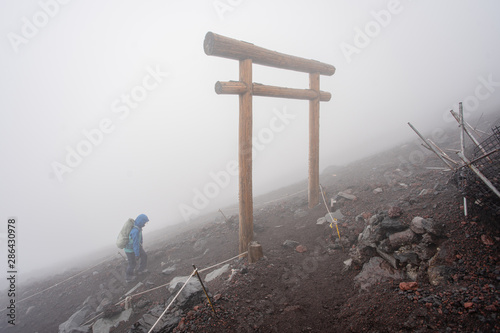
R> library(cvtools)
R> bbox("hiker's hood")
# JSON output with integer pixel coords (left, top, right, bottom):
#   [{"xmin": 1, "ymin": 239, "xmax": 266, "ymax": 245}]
[{"xmin": 135, "ymin": 214, "xmax": 149, "ymax": 228}]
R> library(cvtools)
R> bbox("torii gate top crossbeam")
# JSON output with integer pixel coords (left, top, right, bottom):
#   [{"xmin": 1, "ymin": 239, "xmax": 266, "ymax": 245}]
[{"xmin": 204, "ymin": 32, "xmax": 335, "ymax": 76}]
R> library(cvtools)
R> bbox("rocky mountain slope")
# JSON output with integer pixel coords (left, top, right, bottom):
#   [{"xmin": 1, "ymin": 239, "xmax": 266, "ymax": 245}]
[{"xmin": 2, "ymin": 119, "xmax": 499, "ymax": 333}]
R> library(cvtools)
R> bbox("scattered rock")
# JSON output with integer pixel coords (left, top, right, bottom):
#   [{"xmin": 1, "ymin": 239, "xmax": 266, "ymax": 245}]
[
  {"xmin": 295, "ymin": 245, "xmax": 307, "ymax": 253},
  {"xmin": 420, "ymin": 233, "xmax": 437, "ymax": 246},
  {"xmin": 125, "ymin": 282, "xmax": 144, "ymax": 296},
  {"xmin": 464, "ymin": 302, "xmax": 474, "ymax": 309},
  {"xmin": 316, "ymin": 217, "xmax": 327, "ymax": 225},
  {"xmin": 204, "ymin": 264, "xmax": 230, "ymax": 282},
  {"xmin": 338, "ymin": 192, "xmax": 357, "ymax": 201},
  {"xmin": 95, "ymin": 298, "xmax": 111, "ymax": 313},
  {"xmin": 388, "ymin": 229, "xmax": 417, "ymax": 249},
  {"xmin": 373, "ymin": 188, "xmax": 383, "ymax": 194},
  {"xmin": 427, "ymin": 265, "xmax": 449, "ymax": 286},
  {"xmin": 380, "ymin": 218, "xmax": 407, "ymax": 234},
  {"xmin": 410, "ymin": 217, "xmax": 426, "ymax": 234},
  {"xmin": 325, "ymin": 209, "xmax": 344, "ymax": 223},
  {"xmin": 162, "ymin": 265, "xmax": 177, "ymax": 275},
  {"xmin": 58, "ymin": 305, "xmax": 91, "ymax": 333},
  {"xmin": 193, "ymin": 238, "xmax": 207, "ymax": 252},
  {"xmin": 485, "ymin": 304, "xmax": 497, "ymax": 311},
  {"xmin": 388, "ymin": 206, "xmax": 403, "ymax": 218},
  {"xmin": 421, "ymin": 218, "xmax": 445, "ymax": 236},
  {"xmin": 282, "ymin": 240, "xmax": 300, "ymax": 248},
  {"xmin": 376, "ymin": 247, "xmax": 398, "ymax": 269},
  {"xmin": 393, "ymin": 250, "xmax": 419, "ymax": 267},
  {"xmin": 481, "ymin": 234, "xmax": 494, "ymax": 245},
  {"xmin": 399, "ymin": 281, "xmax": 418, "ymax": 291},
  {"xmin": 92, "ymin": 308, "xmax": 132, "ymax": 333}
]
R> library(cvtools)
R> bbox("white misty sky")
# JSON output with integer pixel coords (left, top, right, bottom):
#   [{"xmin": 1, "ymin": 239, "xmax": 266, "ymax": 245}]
[{"xmin": 0, "ymin": 0, "xmax": 500, "ymax": 279}]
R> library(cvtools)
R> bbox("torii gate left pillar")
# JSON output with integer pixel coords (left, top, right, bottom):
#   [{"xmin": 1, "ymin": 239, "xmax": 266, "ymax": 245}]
[{"xmin": 204, "ymin": 32, "xmax": 335, "ymax": 254}]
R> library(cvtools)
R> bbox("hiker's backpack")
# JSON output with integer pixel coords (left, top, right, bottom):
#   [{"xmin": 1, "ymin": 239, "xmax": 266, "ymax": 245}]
[{"xmin": 116, "ymin": 218, "xmax": 135, "ymax": 249}]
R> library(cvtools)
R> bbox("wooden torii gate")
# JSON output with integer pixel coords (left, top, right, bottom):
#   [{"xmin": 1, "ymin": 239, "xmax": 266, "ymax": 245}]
[{"xmin": 204, "ymin": 32, "xmax": 335, "ymax": 254}]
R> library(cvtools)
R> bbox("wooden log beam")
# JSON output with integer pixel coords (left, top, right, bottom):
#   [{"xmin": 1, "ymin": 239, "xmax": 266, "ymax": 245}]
[
  {"xmin": 239, "ymin": 58, "xmax": 253, "ymax": 255},
  {"xmin": 308, "ymin": 72, "xmax": 320, "ymax": 208},
  {"xmin": 215, "ymin": 81, "xmax": 248, "ymax": 95},
  {"xmin": 204, "ymin": 32, "xmax": 335, "ymax": 76},
  {"xmin": 215, "ymin": 81, "xmax": 331, "ymax": 101}
]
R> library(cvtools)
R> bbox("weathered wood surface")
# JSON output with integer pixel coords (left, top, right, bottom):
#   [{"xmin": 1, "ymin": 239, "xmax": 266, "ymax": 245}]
[
  {"xmin": 239, "ymin": 58, "xmax": 253, "ymax": 255},
  {"xmin": 248, "ymin": 241, "xmax": 263, "ymax": 264},
  {"xmin": 215, "ymin": 81, "xmax": 331, "ymax": 101},
  {"xmin": 308, "ymin": 72, "xmax": 320, "ymax": 208},
  {"xmin": 204, "ymin": 32, "xmax": 335, "ymax": 76}
]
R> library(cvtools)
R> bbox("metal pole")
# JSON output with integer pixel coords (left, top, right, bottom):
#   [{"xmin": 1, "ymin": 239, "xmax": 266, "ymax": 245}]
[
  {"xmin": 192, "ymin": 265, "xmax": 217, "ymax": 316},
  {"xmin": 218, "ymin": 209, "xmax": 229, "ymax": 223},
  {"xmin": 459, "ymin": 102, "xmax": 466, "ymax": 155},
  {"xmin": 450, "ymin": 109, "xmax": 492, "ymax": 162},
  {"xmin": 427, "ymin": 139, "xmax": 459, "ymax": 166},
  {"xmin": 408, "ymin": 122, "xmax": 455, "ymax": 169}
]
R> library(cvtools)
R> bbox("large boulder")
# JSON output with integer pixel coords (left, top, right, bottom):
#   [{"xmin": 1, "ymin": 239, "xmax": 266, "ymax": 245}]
[
  {"xmin": 421, "ymin": 218, "xmax": 445, "ymax": 236},
  {"xmin": 348, "ymin": 244, "xmax": 377, "ymax": 266},
  {"xmin": 204, "ymin": 264, "xmax": 230, "ymax": 282},
  {"xmin": 410, "ymin": 217, "xmax": 426, "ymax": 234},
  {"xmin": 354, "ymin": 257, "xmax": 406, "ymax": 291},
  {"xmin": 388, "ymin": 229, "xmax": 417, "ymax": 249},
  {"xmin": 358, "ymin": 224, "xmax": 383, "ymax": 247},
  {"xmin": 168, "ymin": 275, "xmax": 204, "ymax": 308},
  {"xmin": 380, "ymin": 218, "xmax": 407, "ymax": 235},
  {"xmin": 58, "ymin": 305, "xmax": 90, "ymax": 333},
  {"xmin": 92, "ymin": 308, "xmax": 132, "ymax": 333},
  {"xmin": 411, "ymin": 217, "xmax": 445, "ymax": 236}
]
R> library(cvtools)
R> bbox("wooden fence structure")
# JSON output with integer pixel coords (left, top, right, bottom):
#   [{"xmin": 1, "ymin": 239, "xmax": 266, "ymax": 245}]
[{"xmin": 204, "ymin": 32, "xmax": 335, "ymax": 254}]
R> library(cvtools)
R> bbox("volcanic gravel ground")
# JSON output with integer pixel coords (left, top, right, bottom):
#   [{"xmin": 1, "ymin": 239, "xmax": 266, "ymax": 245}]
[{"xmin": 2, "ymin": 140, "xmax": 499, "ymax": 333}]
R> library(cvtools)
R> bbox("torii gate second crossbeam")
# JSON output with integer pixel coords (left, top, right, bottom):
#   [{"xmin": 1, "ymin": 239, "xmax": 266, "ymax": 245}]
[{"xmin": 204, "ymin": 32, "xmax": 335, "ymax": 254}]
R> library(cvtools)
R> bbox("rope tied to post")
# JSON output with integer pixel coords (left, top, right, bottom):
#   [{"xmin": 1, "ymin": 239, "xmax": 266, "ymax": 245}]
[{"xmin": 319, "ymin": 184, "xmax": 344, "ymax": 251}]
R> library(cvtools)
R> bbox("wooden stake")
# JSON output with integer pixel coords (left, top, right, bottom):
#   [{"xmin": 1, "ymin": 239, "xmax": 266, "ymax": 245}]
[
  {"xmin": 309, "ymin": 72, "xmax": 320, "ymax": 208},
  {"xmin": 239, "ymin": 58, "xmax": 253, "ymax": 255},
  {"xmin": 248, "ymin": 241, "xmax": 263, "ymax": 263}
]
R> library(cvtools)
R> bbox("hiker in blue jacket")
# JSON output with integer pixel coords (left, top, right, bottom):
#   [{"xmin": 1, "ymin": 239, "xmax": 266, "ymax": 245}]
[{"xmin": 124, "ymin": 214, "xmax": 149, "ymax": 282}]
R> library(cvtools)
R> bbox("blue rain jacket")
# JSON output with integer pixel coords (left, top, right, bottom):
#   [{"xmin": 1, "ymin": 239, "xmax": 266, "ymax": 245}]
[{"xmin": 124, "ymin": 214, "xmax": 149, "ymax": 257}]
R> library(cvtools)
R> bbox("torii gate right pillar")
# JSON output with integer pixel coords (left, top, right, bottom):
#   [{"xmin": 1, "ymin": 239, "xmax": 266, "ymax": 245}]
[{"xmin": 309, "ymin": 72, "xmax": 320, "ymax": 209}]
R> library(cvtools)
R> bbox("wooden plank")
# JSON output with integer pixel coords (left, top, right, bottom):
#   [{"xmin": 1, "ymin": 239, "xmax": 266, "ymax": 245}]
[
  {"xmin": 239, "ymin": 58, "xmax": 253, "ymax": 255},
  {"xmin": 308, "ymin": 72, "xmax": 320, "ymax": 208},
  {"xmin": 205, "ymin": 32, "xmax": 335, "ymax": 76},
  {"xmin": 215, "ymin": 81, "xmax": 331, "ymax": 101}
]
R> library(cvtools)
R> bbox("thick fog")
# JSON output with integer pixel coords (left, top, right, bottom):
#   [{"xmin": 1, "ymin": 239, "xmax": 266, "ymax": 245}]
[{"xmin": 1, "ymin": 0, "xmax": 500, "ymax": 285}]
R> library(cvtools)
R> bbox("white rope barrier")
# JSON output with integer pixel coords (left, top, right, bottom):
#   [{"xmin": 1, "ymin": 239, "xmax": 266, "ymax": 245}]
[
  {"xmin": 0, "ymin": 253, "xmax": 117, "ymax": 313},
  {"xmin": 147, "ymin": 271, "xmax": 195, "ymax": 333},
  {"xmin": 84, "ymin": 251, "xmax": 247, "ymax": 328},
  {"xmin": 198, "ymin": 251, "xmax": 247, "ymax": 273},
  {"xmin": 319, "ymin": 184, "xmax": 343, "ymax": 248}
]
